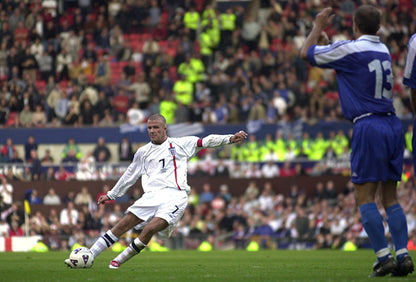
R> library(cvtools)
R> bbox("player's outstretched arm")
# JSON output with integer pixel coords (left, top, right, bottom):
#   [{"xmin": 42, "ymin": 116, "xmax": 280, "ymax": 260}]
[{"xmin": 200, "ymin": 131, "xmax": 248, "ymax": 148}]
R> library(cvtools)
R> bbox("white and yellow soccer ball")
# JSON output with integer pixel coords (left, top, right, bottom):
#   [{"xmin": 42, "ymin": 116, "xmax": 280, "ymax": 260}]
[{"xmin": 69, "ymin": 247, "xmax": 94, "ymax": 268}]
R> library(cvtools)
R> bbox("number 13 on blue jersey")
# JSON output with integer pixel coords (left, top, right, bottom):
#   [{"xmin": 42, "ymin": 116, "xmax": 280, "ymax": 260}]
[{"xmin": 368, "ymin": 59, "xmax": 393, "ymax": 99}]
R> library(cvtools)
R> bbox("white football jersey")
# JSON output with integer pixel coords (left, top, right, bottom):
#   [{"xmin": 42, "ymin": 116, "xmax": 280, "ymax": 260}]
[{"xmin": 107, "ymin": 134, "xmax": 233, "ymax": 199}]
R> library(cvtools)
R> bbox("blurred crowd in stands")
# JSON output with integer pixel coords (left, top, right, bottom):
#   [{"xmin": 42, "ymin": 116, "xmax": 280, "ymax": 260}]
[
  {"xmin": 1, "ymin": 0, "xmax": 416, "ymax": 251},
  {"xmin": 1, "ymin": 175, "xmax": 416, "ymax": 251},
  {"xmin": 0, "ymin": 0, "xmax": 414, "ymax": 128}
]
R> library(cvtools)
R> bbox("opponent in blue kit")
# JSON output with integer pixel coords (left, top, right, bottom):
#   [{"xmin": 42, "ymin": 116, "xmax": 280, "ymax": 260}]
[
  {"xmin": 404, "ymin": 34, "xmax": 416, "ymax": 173},
  {"xmin": 300, "ymin": 5, "xmax": 414, "ymax": 277},
  {"xmin": 65, "ymin": 114, "xmax": 247, "ymax": 269}
]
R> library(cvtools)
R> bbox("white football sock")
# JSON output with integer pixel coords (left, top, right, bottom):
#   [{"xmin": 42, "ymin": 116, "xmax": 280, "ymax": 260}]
[
  {"xmin": 90, "ymin": 230, "xmax": 118, "ymax": 258},
  {"xmin": 114, "ymin": 237, "xmax": 146, "ymax": 265}
]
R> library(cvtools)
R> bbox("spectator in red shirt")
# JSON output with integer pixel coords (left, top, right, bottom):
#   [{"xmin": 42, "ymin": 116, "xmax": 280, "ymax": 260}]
[
  {"xmin": 279, "ymin": 161, "xmax": 296, "ymax": 177},
  {"xmin": 55, "ymin": 165, "xmax": 71, "ymax": 181},
  {"xmin": 59, "ymin": 11, "xmax": 74, "ymax": 29},
  {"xmin": 1, "ymin": 138, "xmax": 16, "ymax": 162},
  {"xmin": 9, "ymin": 221, "xmax": 24, "ymax": 237},
  {"xmin": 14, "ymin": 21, "xmax": 28, "ymax": 44},
  {"xmin": 408, "ymin": 232, "xmax": 416, "ymax": 251},
  {"xmin": 113, "ymin": 89, "xmax": 130, "ymax": 116}
]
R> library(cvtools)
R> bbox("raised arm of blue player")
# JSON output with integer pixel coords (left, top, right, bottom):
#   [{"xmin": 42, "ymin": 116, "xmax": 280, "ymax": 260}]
[{"xmin": 300, "ymin": 7, "xmax": 335, "ymax": 60}]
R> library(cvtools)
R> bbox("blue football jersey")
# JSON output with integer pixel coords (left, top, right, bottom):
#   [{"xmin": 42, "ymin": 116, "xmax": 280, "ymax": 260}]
[
  {"xmin": 307, "ymin": 35, "xmax": 395, "ymax": 121},
  {"xmin": 403, "ymin": 33, "xmax": 416, "ymax": 89}
]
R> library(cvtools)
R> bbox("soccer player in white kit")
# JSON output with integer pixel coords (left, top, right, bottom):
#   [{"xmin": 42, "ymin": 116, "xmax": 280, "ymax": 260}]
[{"xmin": 65, "ymin": 113, "xmax": 247, "ymax": 269}]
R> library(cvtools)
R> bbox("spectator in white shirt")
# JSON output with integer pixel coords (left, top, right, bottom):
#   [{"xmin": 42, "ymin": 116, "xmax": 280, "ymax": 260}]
[
  {"xmin": 127, "ymin": 102, "xmax": 145, "ymax": 125},
  {"xmin": 244, "ymin": 163, "xmax": 262, "ymax": 178},
  {"xmin": 258, "ymin": 182, "xmax": 275, "ymax": 211},
  {"xmin": 74, "ymin": 187, "xmax": 93, "ymax": 205},
  {"xmin": 59, "ymin": 201, "xmax": 79, "ymax": 226},
  {"xmin": 261, "ymin": 160, "xmax": 280, "ymax": 178},
  {"xmin": 0, "ymin": 217, "xmax": 9, "ymax": 236},
  {"xmin": 43, "ymin": 188, "xmax": 61, "ymax": 205},
  {"xmin": 0, "ymin": 177, "xmax": 13, "ymax": 205}
]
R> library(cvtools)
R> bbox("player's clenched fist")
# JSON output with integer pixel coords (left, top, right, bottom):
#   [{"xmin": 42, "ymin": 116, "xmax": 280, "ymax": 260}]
[
  {"xmin": 97, "ymin": 194, "xmax": 110, "ymax": 205},
  {"xmin": 314, "ymin": 7, "xmax": 335, "ymax": 30},
  {"xmin": 230, "ymin": 131, "xmax": 247, "ymax": 144}
]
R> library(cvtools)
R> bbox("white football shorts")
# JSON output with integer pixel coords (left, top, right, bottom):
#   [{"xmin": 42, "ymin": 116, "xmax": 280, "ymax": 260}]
[{"xmin": 126, "ymin": 188, "xmax": 188, "ymax": 237}]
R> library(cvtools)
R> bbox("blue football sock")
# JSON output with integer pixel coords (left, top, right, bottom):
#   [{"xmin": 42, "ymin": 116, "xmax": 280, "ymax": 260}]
[
  {"xmin": 360, "ymin": 203, "xmax": 390, "ymax": 261},
  {"xmin": 386, "ymin": 204, "xmax": 409, "ymax": 262}
]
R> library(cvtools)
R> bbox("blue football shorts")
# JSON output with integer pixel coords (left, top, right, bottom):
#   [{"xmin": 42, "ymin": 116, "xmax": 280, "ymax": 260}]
[{"xmin": 351, "ymin": 114, "xmax": 404, "ymax": 184}]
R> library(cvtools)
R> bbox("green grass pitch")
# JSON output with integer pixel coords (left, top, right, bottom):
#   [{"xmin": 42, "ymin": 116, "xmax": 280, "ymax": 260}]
[{"xmin": 0, "ymin": 250, "xmax": 415, "ymax": 281}]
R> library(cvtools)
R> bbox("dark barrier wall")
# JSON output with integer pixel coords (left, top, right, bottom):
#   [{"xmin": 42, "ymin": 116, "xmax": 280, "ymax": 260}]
[{"xmin": 11, "ymin": 174, "xmax": 350, "ymax": 206}]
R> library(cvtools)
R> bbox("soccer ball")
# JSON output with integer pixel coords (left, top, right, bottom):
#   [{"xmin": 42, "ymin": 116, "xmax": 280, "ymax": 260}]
[{"xmin": 69, "ymin": 247, "xmax": 94, "ymax": 268}]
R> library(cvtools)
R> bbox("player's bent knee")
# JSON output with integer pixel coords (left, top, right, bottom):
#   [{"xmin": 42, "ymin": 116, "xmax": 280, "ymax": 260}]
[{"xmin": 144, "ymin": 218, "xmax": 169, "ymax": 234}]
